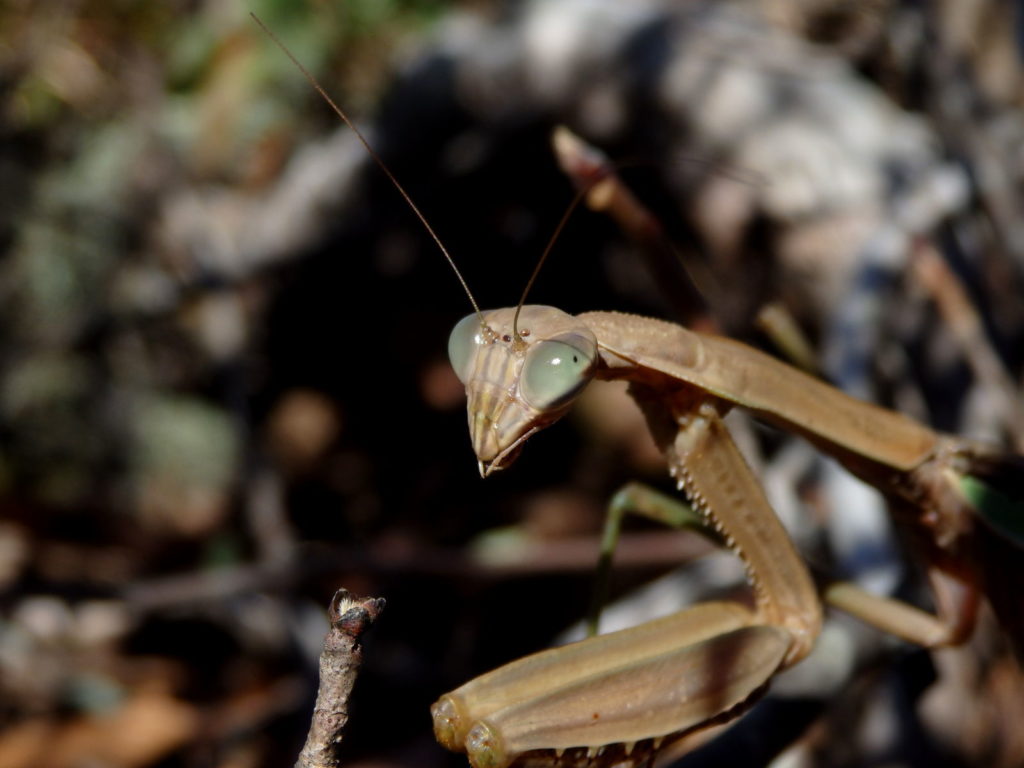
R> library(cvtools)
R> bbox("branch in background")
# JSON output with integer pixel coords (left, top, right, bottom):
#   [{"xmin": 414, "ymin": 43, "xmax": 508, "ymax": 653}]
[
  {"xmin": 550, "ymin": 126, "xmax": 718, "ymax": 331},
  {"xmin": 910, "ymin": 240, "xmax": 1024, "ymax": 450},
  {"xmin": 296, "ymin": 589, "xmax": 385, "ymax": 768}
]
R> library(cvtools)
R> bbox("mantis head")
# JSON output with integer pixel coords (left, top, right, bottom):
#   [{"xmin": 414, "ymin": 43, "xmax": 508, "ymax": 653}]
[
  {"xmin": 448, "ymin": 306, "xmax": 598, "ymax": 477},
  {"xmin": 250, "ymin": 14, "xmax": 595, "ymax": 479}
]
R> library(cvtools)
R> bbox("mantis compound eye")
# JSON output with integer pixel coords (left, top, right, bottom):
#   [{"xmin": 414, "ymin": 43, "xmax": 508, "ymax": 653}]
[
  {"xmin": 448, "ymin": 312, "xmax": 488, "ymax": 384},
  {"xmin": 520, "ymin": 333, "xmax": 596, "ymax": 410}
]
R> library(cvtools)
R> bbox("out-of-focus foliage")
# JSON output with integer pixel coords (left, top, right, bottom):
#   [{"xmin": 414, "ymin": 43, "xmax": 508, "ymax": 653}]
[
  {"xmin": 0, "ymin": 0, "xmax": 446, "ymax": 515},
  {"xmin": 0, "ymin": 3, "xmax": 463, "ymax": 767}
]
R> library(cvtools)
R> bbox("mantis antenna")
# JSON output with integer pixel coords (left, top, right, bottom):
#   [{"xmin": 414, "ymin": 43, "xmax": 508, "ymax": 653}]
[
  {"xmin": 250, "ymin": 12, "xmax": 485, "ymax": 326},
  {"xmin": 511, "ymin": 187, "xmax": 588, "ymax": 343}
]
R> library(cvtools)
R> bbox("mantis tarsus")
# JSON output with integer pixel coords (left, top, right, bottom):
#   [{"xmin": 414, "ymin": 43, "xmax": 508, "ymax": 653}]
[{"xmin": 254, "ymin": 14, "xmax": 1024, "ymax": 768}]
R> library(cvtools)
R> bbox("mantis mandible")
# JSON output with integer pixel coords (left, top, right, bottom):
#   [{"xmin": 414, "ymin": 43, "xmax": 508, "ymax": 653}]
[{"xmin": 253, "ymin": 15, "xmax": 1023, "ymax": 768}]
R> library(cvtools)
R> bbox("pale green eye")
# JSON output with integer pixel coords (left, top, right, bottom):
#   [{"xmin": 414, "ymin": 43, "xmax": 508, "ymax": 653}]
[
  {"xmin": 520, "ymin": 334, "xmax": 596, "ymax": 409},
  {"xmin": 448, "ymin": 313, "xmax": 485, "ymax": 384}
]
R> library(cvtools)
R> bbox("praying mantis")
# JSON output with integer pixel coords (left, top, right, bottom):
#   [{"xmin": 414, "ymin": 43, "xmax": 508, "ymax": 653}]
[
  {"xmin": 253, "ymin": 14, "xmax": 1024, "ymax": 768},
  {"xmin": 432, "ymin": 302, "xmax": 1023, "ymax": 768}
]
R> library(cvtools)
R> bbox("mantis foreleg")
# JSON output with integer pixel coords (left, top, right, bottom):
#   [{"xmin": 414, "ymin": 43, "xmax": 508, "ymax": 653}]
[{"xmin": 434, "ymin": 386, "xmax": 823, "ymax": 767}]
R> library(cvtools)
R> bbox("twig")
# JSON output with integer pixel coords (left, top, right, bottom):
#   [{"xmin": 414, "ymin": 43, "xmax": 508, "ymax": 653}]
[
  {"xmin": 550, "ymin": 126, "xmax": 717, "ymax": 331},
  {"xmin": 754, "ymin": 301, "xmax": 821, "ymax": 375},
  {"xmin": 123, "ymin": 532, "xmax": 711, "ymax": 612},
  {"xmin": 296, "ymin": 589, "xmax": 386, "ymax": 768},
  {"xmin": 910, "ymin": 239, "xmax": 1024, "ymax": 450}
]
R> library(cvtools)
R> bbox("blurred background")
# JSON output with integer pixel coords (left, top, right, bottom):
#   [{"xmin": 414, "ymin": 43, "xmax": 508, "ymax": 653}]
[{"xmin": 2, "ymin": 1, "xmax": 1024, "ymax": 766}]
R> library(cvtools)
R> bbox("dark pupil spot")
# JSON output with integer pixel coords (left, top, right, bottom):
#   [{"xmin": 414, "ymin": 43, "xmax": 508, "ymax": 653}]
[{"xmin": 572, "ymin": 355, "xmax": 578, "ymax": 362}]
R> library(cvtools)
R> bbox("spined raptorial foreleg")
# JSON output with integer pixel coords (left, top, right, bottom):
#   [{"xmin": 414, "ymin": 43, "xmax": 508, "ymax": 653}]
[
  {"xmin": 432, "ymin": 602, "xmax": 788, "ymax": 768},
  {"xmin": 629, "ymin": 385, "xmax": 822, "ymax": 664},
  {"xmin": 430, "ymin": 395, "xmax": 833, "ymax": 768}
]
